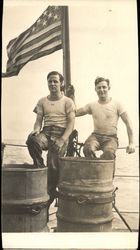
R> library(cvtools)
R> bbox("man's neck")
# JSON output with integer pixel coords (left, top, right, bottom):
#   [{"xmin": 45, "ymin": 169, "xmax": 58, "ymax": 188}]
[
  {"xmin": 48, "ymin": 92, "xmax": 63, "ymax": 101},
  {"xmin": 98, "ymin": 96, "xmax": 111, "ymax": 104}
]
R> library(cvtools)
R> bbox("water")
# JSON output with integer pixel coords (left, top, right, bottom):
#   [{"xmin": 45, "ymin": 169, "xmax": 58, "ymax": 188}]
[{"xmin": 2, "ymin": 139, "xmax": 139, "ymax": 175}]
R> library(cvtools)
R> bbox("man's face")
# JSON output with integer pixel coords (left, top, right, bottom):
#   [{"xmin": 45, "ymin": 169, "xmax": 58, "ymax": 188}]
[
  {"xmin": 95, "ymin": 81, "xmax": 110, "ymax": 99},
  {"xmin": 47, "ymin": 74, "xmax": 61, "ymax": 93}
]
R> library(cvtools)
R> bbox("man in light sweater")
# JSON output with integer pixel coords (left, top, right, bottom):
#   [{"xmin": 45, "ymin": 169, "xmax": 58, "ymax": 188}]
[{"xmin": 76, "ymin": 77, "xmax": 135, "ymax": 160}]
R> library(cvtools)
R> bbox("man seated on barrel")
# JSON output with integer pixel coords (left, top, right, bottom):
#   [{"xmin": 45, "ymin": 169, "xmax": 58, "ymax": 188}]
[
  {"xmin": 76, "ymin": 77, "xmax": 135, "ymax": 160},
  {"xmin": 26, "ymin": 71, "xmax": 75, "ymax": 217}
]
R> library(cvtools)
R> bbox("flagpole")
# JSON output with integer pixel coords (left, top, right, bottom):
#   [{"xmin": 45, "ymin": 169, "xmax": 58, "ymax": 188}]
[{"xmin": 62, "ymin": 6, "xmax": 71, "ymax": 95}]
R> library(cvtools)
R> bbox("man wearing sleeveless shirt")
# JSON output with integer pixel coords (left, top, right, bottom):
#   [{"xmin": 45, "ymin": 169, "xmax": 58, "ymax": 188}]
[
  {"xmin": 76, "ymin": 77, "xmax": 135, "ymax": 160},
  {"xmin": 26, "ymin": 71, "xmax": 75, "ymax": 213}
]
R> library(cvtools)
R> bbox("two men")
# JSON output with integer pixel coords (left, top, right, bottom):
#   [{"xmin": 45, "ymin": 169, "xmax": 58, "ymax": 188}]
[
  {"xmin": 26, "ymin": 71, "xmax": 75, "ymax": 210},
  {"xmin": 27, "ymin": 73, "xmax": 135, "ymax": 219},
  {"xmin": 76, "ymin": 77, "xmax": 135, "ymax": 159}
]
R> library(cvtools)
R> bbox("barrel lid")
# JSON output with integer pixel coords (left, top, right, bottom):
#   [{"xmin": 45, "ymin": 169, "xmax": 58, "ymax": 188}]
[{"xmin": 2, "ymin": 164, "xmax": 48, "ymax": 172}]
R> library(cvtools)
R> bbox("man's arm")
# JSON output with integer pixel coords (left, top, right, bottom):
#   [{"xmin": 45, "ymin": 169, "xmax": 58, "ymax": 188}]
[
  {"xmin": 62, "ymin": 111, "xmax": 75, "ymax": 141},
  {"xmin": 76, "ymin": 106, "xmax": 89, "ymax": 117},
  {"xmin": 66, "ymin": 85, "xmax": 76, "ymax": 106},
  {"xmin": 31, "ymin": 114, "xmax": 43, "ymax": 135},
  {"xmin": 55, "ymin": 111, "xmax": 75, "ymax": 149},
  {"xmin": 120, "ymin": 112, "xmax": 135, "ymax": 154}
]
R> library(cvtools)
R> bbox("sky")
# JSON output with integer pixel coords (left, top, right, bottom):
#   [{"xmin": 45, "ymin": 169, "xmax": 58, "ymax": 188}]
[{"xmin": 2, "ymin": 0, "xmax": 139, "ymax": 147}]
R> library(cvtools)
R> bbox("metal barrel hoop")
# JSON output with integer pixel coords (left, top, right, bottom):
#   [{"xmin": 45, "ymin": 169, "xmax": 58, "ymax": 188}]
[
  {"xmin": 58, "ymin": 191, "xmax": 114, "ymax": 205},
  {"xmin": 2, "ymin": 201, "xmax": 49, "ymax": 215}
]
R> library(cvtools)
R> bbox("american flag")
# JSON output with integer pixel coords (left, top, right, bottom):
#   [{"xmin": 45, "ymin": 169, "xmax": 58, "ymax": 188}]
[{"xmin": 2, "ymin": 6, "xmax": 63, "ymax": 77}]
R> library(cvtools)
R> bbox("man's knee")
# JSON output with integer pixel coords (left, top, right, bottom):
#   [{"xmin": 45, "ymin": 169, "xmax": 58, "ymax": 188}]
[
  {"xmin": 26, "ymin": 134, "xmax": 38, "ymax": 146},
  {"xmin": 83, "ymin": 143, "xmax": 89, "ymax": 155},
  {"xmin": 27, "ymin": 132, "xmax": 47, "ymax": 149},
  {"xmin": 83, "ymin": 144, "xmax": 88, "ymax": 155},
  {"xmin": 101, "ymin": 149, "xmax": 116, "ymax": 160},
  {"xmin": 26, "ymin": 134, "xmax": 43, "ymax": 154}
]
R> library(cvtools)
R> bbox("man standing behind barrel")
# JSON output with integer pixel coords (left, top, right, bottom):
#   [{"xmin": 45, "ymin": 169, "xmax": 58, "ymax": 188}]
[
  {"xmin": 26, "ymin": 71, "xmax": 75, "ymax": 217},
  {"xmin": 76, "ymin": 77, "xmax": 135, "ymax": 160}
]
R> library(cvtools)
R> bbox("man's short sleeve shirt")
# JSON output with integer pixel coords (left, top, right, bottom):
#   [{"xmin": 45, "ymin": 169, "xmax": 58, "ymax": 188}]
[{"xmin": 33, "ymin": 95, "xmax": 75, "ymax": 128}]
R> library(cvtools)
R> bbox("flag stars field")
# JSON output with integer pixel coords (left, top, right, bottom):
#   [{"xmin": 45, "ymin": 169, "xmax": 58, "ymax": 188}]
[
  {"xmin": 48, "ymin": 12, "xmax": 52, "ymax": 19},
  {"xmin": 32, "ymin": 27, "xmax": 36, "ymax": 33},
  {"xmin": 54, "ymin": 15, "xmax": 58, "ymax": 20},
  {"xmin": 43, "ymin": 11, "xmax": 47, "ymax": 16},
  {"xmin": 43, "ymin": 21, "xmax": 47, "ymax": 26}
]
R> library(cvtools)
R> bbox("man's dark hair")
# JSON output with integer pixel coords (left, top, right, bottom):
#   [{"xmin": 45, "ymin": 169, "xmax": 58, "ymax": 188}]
[
  {"xmin": 47, "ymin": 71, "xmax": 64, "ymax": 83},
  {"xmin": 95, "ymin": 77, "xmax": 110, "ymax": 86}
]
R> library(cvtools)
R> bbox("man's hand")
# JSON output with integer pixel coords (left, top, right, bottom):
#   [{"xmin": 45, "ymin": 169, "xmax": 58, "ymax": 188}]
[
  {"xmin": 126, "ymin": 143, "xmax": 135, "ymax": 154},
  {"xmin": 30, "ymin": 130, "xmax": 40, "ymax": 136},
  {"xmin": 66, "ymin": 85, "xmax": 75, "ymax": 97},
  {"xmin": 53, "ymin": 138, "xmax": 65, "ymax": 152},
  {"xmin": 83, "ymin": 146, "xmax": 96, "ymax": 159}
]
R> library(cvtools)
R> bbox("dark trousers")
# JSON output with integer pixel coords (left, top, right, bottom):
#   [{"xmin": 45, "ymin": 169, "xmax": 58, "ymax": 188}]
[
  {"xmin": 26, "ymin": 126, "xmax": 68, "ymax": 205},
  {"xmin": 83, "ymin": 132, "xmax": 118, "ymax": 159}
]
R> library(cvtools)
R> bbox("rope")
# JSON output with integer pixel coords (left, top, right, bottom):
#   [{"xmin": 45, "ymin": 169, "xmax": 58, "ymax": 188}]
[
  {"xmin": 112, "ymin": 187, "xmax": 133, "ymax": 232},
  {"xmin": 3, "ymin": 143, "xmax": 27, "ymax": 148},
  {"xmin": 112, "ymin": 203, "xmax": 133, "ymax": 232},
  {"xmin": 2, "ymin": 142, "xmax": 139, "ymax": 149}
]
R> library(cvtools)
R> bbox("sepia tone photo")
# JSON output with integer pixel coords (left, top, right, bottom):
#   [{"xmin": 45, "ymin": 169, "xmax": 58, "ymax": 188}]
[{"xmin": 1, "ymin": 0, "xmax": 139, "ymax": 249}]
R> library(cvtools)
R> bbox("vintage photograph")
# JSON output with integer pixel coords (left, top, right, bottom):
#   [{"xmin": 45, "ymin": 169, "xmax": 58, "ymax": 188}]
[{"xmin": 1, "ymin": 0, "xmax": 139, "ymax": 249}]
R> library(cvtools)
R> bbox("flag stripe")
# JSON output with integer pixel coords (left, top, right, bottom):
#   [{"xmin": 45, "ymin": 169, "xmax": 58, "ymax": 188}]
[
  {"xmin": 14, "ymin": 35, "xmax": 62, "ymax": 63},
  {"xmin": 28, "ymin": 44, "xmax": 62, "ymax": 62},
  {"xmin": 18, "ymin": 25, "xmax": 61, "ymax": 51},
  {"xmin": 14, "ymin": 39, "xmax": 62, "ymax": 65},
  {"xmin": 11, "ymin": 21, "xmax": 61, "ymax": 56},
  {"xmin": 2, "ymin": 43, "xmax": 62, "ymax": 78},
  {"xmin": 7, "ymin": 38, "xmax": 17, "ymax": 57},
  {"xmin": 23, "ymin": 21, "xmax": 61, "ymax": 44},
  {"xmin": 8, "ymin": 28, "xmax": 31, "ymax": 50},
  {"xmin": 9, "ymin": 23, "xmax": 62, "ymax": 61},
  {"xmin": 13, "ymin": 28, "xmax": 62, "ymax": 60},
  {"xmin": 7, "ymin": 30, "xmax": 31, "ymax": 57}
]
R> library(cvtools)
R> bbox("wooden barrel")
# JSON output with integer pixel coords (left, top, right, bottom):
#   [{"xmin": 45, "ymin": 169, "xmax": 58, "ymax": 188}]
[
  {"xmin": 57, "ymin": 157, "xmax": 114, "ymax": 232},
  {"xmin": 2, "ymin": 164, "xmax": 49, "ymax": 232}
]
